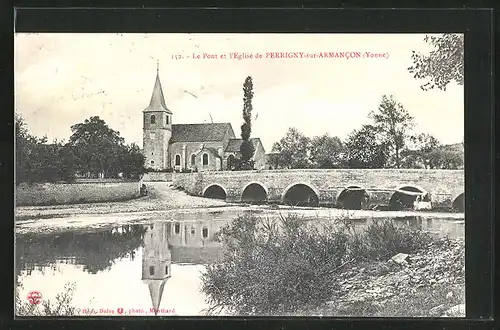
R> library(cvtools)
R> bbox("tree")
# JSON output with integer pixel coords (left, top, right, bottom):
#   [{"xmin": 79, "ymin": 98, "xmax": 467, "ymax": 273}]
[
  {"xmin": 344, "ymin": 124, "xmax": 390, "ymax": 169},
  {"xmin": 427, "ymin": 145, "xmax": 464, "ymax": 169},
  {"xmin": 15, "ymin": 114, "xmax": 75, "ymax": 183},
  {"xmin": 120, "ymin": 143, "xmax": 145, "ymax": 179},
  {"xmin": 408, "ymin": 33, "xmax": 464, "ymax": 91},
  {"xmin": 239, "ymin": 76, "xmax": 255, "ymax": 169},
  {"xmin": 15, "ymin": 114, "xmax": 35, "ymax": 184},
  {"xmin": 401, "ymin": 133, "xmax": 441, "ymax": 169},
  {"xmin": 271, "ymin": 128, "xmax": 311, "ymax": 169},
  {"xmin": 369, "ymin": 95, "xmax": 414, "ymax": 168},
  {"xmin": 68, "ymin": 116, "xmax": 125, "ymax": 178},
  {"xmin": 309, "ymin": 134, "xmax": 344, "ymax": 168}
]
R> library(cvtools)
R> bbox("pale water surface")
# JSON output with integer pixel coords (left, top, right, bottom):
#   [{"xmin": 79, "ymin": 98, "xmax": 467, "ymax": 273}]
[{"xmin": 15, "ymin": 210, "xmax": 464, "ymax": 317}]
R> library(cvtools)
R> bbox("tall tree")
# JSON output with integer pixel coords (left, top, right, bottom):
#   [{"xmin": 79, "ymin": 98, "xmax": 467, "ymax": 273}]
[
  {"xmin": 344, "ymin": 124, "xmax": 389, "ymax": 169},
  {"xmin": 240, "ymin": 76, "xmax": 255, "ymax": 169},
  {"xmin": 369, "ymin": 95, "xmax": 414, "ymax": 168},
  {"xmin": 68, "ymin": 116, "xmax": 125, "ymax": 178},
  {"xmin": 271, "ymin": 127, "xmax": 311, "ymax": 169},
  {"xmin": 309, "ymin": 134, "xmax": 344, "ymax": 168},
  {"xmin": 408, "ymin": 33, "xmax": 464, "ymax": 91}
]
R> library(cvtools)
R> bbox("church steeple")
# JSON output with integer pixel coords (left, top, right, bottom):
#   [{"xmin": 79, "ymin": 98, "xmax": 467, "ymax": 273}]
[{"xmin": 144, "ymin": 60, "xmax": 172, "ymax": 114}]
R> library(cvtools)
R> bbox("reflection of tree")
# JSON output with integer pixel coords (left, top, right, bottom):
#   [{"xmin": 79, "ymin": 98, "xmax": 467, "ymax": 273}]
[{"xmin": 16, "ymin": 225, "xmax": 147, "ymax": 279}]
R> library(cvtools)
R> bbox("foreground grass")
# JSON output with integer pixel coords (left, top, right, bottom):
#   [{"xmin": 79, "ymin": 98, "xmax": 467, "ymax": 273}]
[{"xmin": 201, "ymin": 214, "xmax": 464, "ymax": 317}]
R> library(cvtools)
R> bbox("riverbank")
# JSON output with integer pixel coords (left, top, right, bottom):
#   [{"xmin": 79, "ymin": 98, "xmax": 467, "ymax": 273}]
[
  {"xmin": 16, "ymin": 182, "xmax": 465, "ymax": 224},
  {"xmin": 15, "ymin": 182, "xmax": 231, "ymax": 221},
  {"xmin": 297, "ymin": 237, "xmax": 465, "ymax": 317}
]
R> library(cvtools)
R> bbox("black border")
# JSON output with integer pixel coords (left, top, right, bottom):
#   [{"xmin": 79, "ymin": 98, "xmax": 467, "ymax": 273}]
[{"xmin": 3, "ymin": 6, "xmax": 496, "ymax": 330}]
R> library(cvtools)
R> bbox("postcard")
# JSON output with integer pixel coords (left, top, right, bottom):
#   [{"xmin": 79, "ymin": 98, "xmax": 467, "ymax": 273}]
[{"xmin": 15, "ymin": 33, "xmax": 465, "ymax": 318}]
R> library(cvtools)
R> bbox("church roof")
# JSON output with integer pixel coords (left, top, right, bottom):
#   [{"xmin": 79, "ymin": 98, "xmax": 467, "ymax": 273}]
[
  {"xmin": 225, "ymin": 138, "xmax": 263, "ymax": 152},
  {"xmin": 144, "ymin": 72, "xmax": 172, "ymax": 114},
  {"xmin": 170, "ymin": 123, "xmax": 233, "ymax": 143}
]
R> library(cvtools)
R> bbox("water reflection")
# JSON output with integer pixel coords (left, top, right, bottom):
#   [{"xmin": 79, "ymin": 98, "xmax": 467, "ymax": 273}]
[
  {"xmin": 15, "ymin": 213, "xmax": 464, "ymax": 316},
  {"xmin": 142, "ymin": 223, "xmax": 171, "ymax": 316}
]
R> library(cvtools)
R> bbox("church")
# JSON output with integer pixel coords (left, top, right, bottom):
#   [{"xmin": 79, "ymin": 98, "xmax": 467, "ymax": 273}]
[{"xmin": 142, "ymin": 65, "xmax": 266, "ymax": 172}]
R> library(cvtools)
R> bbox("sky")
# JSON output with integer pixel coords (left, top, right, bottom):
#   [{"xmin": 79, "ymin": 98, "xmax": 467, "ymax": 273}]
[{"xmin": 15, "ymin": 33, "xmax": 464, "ymax": 151}]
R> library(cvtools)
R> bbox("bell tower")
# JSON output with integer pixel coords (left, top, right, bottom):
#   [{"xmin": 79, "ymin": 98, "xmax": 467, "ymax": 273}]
[{"xmin": 143, "ymin": 61, "xmax": 172, "ymax": 170}]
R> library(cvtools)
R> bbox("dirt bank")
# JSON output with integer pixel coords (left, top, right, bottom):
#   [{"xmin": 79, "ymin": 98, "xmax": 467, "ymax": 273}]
[{"xmin": 304, "ymin": 237, "xmax": 465, "ymax": 317}]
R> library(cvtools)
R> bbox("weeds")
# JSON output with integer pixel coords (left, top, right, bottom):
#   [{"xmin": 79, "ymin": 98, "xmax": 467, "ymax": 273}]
[{"xmin": 16, "ymin": 282, "xmax": 76, "ymax": 316}]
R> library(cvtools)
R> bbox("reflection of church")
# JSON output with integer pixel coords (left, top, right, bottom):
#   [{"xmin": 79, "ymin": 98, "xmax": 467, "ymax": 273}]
[
  {"xmin": 141, "ymin": 219, "xmax": 225, "ymax": 315},
  {"xmin": 142, "ymin": 222, "xmax": 172, "ymax": 316}
]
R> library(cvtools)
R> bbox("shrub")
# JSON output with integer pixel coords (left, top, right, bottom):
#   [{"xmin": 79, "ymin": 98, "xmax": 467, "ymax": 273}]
[
  {"xmin": 202, "ymin": 214, "xmax": 437, "ymax": 316},
  {"xmin": 201, "ymin": 214, "xmax": 351, "ymax": 315},
  {"xmin": 345, "ymin": 218, "xmax": 434, "ymax": 261}
]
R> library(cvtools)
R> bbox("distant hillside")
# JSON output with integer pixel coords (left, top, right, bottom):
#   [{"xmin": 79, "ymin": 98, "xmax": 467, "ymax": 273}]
[{"xmin": 440, "ymin": 143, "xmax": 464, "ymax": 153}]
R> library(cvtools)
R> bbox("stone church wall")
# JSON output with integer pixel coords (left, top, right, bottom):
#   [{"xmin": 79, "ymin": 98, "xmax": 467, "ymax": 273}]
[{"xmin": 170, "ymin": 141, "xmax": 224, "ymax": 171}]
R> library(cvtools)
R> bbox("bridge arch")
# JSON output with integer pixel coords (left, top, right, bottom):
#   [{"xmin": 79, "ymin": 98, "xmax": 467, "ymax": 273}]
[
  {"xmin": 336, "ymin": 185, "xmax": 370, "ymax": 210},
  {"xmin": 281, "ymin": 182, "xmax": 320, "ymax": 207},
  {"xmin": 241, "ymin": 182, "xmax": 268, "ymax": 204},
  {"xmin": 202, "ymin": 184, "xmax": 227, "ymax": 200},
  {"xmin": 451, "ymin": 192, "xmax": 465, "ymax": 212},
  {"xmin": 389, "ymin": 184, "xmax": 431, "ymax": 210}
]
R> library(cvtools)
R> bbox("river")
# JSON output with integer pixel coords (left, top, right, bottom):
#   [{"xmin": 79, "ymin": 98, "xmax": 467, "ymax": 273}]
[{"xmin": 15, "ymin": 207, "xmax": 464, "ymax": 317}]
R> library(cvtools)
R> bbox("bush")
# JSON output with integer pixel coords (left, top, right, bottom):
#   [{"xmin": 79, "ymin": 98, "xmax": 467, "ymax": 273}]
[
  {"xmin": 202, "ymin": 214, "xmax": 351, "ymax": 315},
  {"xmin": 201, "ymin": 214, "xmax": 436, "ymax": 316},
  {"xmin": 350, "ymin": 218, "xmax": 434, "ymax": 260}
]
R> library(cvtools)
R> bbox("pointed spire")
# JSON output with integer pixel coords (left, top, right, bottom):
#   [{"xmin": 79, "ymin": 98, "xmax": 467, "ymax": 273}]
[{"xmin": 144, "ymin": 61, "xmax": 172, "ymax": 114}]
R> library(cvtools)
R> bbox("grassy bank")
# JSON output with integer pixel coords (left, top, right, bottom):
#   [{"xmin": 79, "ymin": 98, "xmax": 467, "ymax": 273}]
[{"xmin": 201, "ymin": 214, "xmax": 465, "ymax": 317}]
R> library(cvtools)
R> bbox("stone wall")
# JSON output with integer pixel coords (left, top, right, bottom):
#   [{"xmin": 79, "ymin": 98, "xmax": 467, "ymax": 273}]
[
  {"xmin": 142, "ymin": 172, "xmax": 173, "ymax": 182},
  {"xmin": 172, "ymin": 169, "xmax": 465, "ymax": 208},
  {"xmin": 16, "ymin": 180, "xmax": 142, "ymax": 206}
]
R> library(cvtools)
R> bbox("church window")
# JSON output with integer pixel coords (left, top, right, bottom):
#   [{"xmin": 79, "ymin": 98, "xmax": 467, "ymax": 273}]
[
  {"xmin": 150, "ymin": 160, "xmax": 155, "ymax": 166},
  {"xmin": 165, "ymin": 266, "xmax": 168, "ymax": 275},
  {"xmin": 227, "ymin": 155, "xmax": 235, "ymax": 168},
  {"xmin": 175, "ymin": 155, "xmax": 181, "ymax": 166},
  {"xmin": 174, "ymin": 222, "xmax": 180, "ymax": 234},
  {"xmin": 202, "ymin": 227, "xmax": 209, "ymax": 238},
  {"xmin": 191, "ymin": 154, "xmax": 196, "ymax": 166},
  {"xmin": 190, "ymin": 226, "xmax": 195, "ymax": 236},
  {"xmin": 166, "ymin": 116, "xmax": 169, "ymax": 125},
  {"xmin": 150, "ymin": 115, "xmax": 156, "ymax": 124},
  {"xmin": 150, "ymin": 132, "xmax": 156, "ymax": 140},
  {"xmin": 202, "ymin": 153, "xmax": 209, "ymax": 165},
  {"xmin": 149, "ymin": 266, "xmax": 155, "ymax": 276}
]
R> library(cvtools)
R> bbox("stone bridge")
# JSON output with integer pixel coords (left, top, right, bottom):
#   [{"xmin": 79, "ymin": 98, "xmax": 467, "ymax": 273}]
[{"xmin": 171, "ymin": 169, "xmax": 465, "ymax": 211}]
